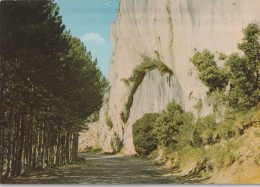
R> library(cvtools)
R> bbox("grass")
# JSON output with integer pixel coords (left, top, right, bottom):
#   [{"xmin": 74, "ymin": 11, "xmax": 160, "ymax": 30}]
[
  {"xmin": 255, "ymin": 130, "xmax": 260, "ymax": 138},
  {"xmin": 159, "ymin": 106, "xmax": 260, "ymax": 180},
  {"xmin": 84, "ymin": 147, "xmax": 103, "ymax": 154},
  {"xmin": 191, "ymin": 106, "xmax": 260, "ymax": 147}
]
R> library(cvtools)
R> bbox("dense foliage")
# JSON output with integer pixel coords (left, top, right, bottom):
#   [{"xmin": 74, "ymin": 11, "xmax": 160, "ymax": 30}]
[
  {"xmin": 190, "ymin": 50, "xmax": 229, "ymax": 94},
  {"xmin": 192, "ymin": 115, "xmax": 217, "ymax": 147},
  {"xmin": 191, "ymin": 23, "xmax": 260, "ymax": 110},
  {"xmin": 132, "ymin": 100, "xmax": 259, "ymax": 160},
  {"xmin": 227, "ymin": 23, "xmax": 260, "ymax": 110},
  {"xmin": 131, "ymin": 24, "xmax": 260, "ymax": 178},
  {"xmin": 0, "ymin": 0, "xmax": 106, "ymax": 179},
  {"xmin": 132, "ymin": 101, "xmax": 194, "ymax": 157},
  {"xmin": 154, "ymin": 100, "xmax": 194, "ymax": 148},
  {"xmin": 132, "ymin": 113, "xmax": 159, "ymax": 156}
]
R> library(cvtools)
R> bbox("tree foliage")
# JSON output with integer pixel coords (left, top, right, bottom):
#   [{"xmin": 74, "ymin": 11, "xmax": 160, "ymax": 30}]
[
  {"xmin": 132, "ymin": 24, "xmax": 260, "ymax": 159},
  {"xmin": 190, "ymin": 50, "xmax": 229, "ymax": 94},
  {"xmin": 191, "ymin": 23, "xmax": 260, "ymax": 110},
  {"xmin": 227, "ymin": 23, "xmax": 260, "ymax": 110},
  {"xmin": 154, "ymin": 100, "xmax": 193, "ymax": 148},
  {"xmin": 132, "ymin": 113, "xmax": 159, "ymax": 157},
  {"xmin": 192, "ymin": 115, "xmax": 217, "ymax": 147},
  {"xmin": 0, "ymin": 0, "xmax": 106, "ymax": 179}
]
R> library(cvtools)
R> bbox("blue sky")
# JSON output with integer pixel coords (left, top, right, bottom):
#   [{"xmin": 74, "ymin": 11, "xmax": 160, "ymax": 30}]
[{"xmin": 56, "ymin": 0, "xmax": 119, "ymax": 78}]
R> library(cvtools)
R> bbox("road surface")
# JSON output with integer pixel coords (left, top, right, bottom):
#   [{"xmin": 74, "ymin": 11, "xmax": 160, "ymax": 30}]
[{"xmin": 3, "ymin": 153, "xmax": 183, "ymax": 184}]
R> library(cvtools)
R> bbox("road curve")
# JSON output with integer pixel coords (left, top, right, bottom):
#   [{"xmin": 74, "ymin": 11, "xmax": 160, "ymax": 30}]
[{"xmin": 3, "ymin": 153, "xmax": 181, "ymax": 184}]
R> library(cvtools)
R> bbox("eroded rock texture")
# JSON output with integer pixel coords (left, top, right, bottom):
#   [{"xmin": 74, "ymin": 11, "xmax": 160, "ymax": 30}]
[{"xmin": 79, "ymin": 0, "xmax": 260, "ymax": 155}]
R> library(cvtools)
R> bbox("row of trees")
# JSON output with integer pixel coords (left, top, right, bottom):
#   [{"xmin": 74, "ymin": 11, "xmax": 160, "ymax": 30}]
[{"xmin": 0, "ymin": 0, "xmax": 106, "ymax": 179}]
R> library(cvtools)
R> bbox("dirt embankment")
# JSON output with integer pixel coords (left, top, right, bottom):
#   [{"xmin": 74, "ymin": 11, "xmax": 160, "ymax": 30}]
[
  {"xmin": 150, "ymin": 113, "xmax": 260, "ymax": 184},
  {"xmin": 208, "ymin": 126, "xmax": 260, "ymax": 184}
]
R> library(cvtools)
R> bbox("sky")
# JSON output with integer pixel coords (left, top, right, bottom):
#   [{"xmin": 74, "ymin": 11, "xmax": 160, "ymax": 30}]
[{"xmin": 55, "ymin": 0, "xmax": 119, "ymax": 78}]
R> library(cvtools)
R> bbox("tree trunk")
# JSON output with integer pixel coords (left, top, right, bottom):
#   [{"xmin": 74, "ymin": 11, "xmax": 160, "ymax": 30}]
[
  {"xmin": 28, "ymin": 113, "xmax": 33, "ymax": 168},
  {"xmin": 65, "ymin": 131, "xmax": 70, "ymax": 163},
  {"xmin": 1, "ymin": 126, "xmax": 5, "ymax": 179},
  {"xmin": 11, "ymin": 111, "xmax": 19, "ymax": 176},
  {"xmin": 6, "ymin": 124, "xmax": 11, "ymax": 177},
  {"xmin": 56, "ymin": 130, "xmax": 60, "ymax": 165},
  {"xmin": 16, "ymin": 113, "xmax": 25, "ymax": 176},
  {"xmin": 72, "ymin": 132, "xmax": 78, "ymax": 162},
  {"xmin": 32, "ymin": 121, "xmax": 38, "ymax": 169}
]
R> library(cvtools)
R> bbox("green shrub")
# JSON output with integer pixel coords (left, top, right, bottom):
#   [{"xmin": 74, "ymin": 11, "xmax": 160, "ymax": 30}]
[
  {"xmin": 194, "ymin": 98, "xmax": 202, "ymax": 117},
  {"xmin": 174, "ymin": 112, "xmax": 194, "ymax": 149},
  {"xmin": 120, "ymin": 78, "xmax": 130, "ymax": 86},
  {"xmin": 190, "ymin": 50, "xmax": 229, "ymax": 94},
  {"xmin": 192, "ymin": 115, "xmax": 217, "ymax": 147},
  {"xmin": 191, "ymin": 23, "xmax": 260, "ymax": 110},
  {"xmin": 219, "ymin": 53, "xmax": 227, "ymax": 60},
  {"xmin": 120, "ymin": 111, "xmax": 128, "ymax": 124},
  {"xmin": 154, "ymin": 100, "xmax": 193, "ymax": 148},
  {"xmin": 106, "ymin": 117, "xmax": 113, "ymax": 130},
  {"xmin": 141, "ymin": 56, "xmax": 172, "ymax": 75},
  {"xmin": 132, "ymin": 113, "xmax": 159, "ymax": 157},
  {"xmin": 114, "ymin": 133, "xmax": 123, "ymax": 153},
  {"xmin": 216, "ymin": 119, "xmax": 239, "ymax": 140}
]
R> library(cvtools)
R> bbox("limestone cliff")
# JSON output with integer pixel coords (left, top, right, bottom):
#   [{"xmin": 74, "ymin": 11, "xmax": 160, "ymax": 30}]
[{"xmin": 79, "ymin": 0, "xmax": 260, "ymax": 155}]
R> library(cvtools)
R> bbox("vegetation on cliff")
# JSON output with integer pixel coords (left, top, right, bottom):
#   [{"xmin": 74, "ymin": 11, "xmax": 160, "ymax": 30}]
[
  {"xmin": 190, "ymin": 50, "xmax": 229, "ymax": 94},
  {"xmin": 133, "ymin": 100, "xmax": 260, "ymax": 183},
  {"xmin": 191, "ymin": 23, "xmax": 260, "ymax": 111},
  {"xmin": 132, "ymin": 23, "xmax": 260, "ymax": 183},
  {"xmin": 0, "ymin": 0, "xmax": 106, "ymax": 179},
  {"xmin": 120, "ymin": 52, "xmax": 173, "ymax": 123}
]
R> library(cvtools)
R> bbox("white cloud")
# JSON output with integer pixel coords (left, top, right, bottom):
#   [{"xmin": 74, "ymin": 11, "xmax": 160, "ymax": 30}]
[
  {"xmin": 80, "ymin": 32, "xmax": 106, "ymax": 45},
  {"xmin": 105, "ymin": 1, "xmax": 111, "ymax": 6}
]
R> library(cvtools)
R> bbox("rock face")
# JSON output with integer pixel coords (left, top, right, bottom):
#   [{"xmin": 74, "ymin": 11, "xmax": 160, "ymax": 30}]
[{"xmin": 79, "ymin": 0, "xmax": 260, "ymax": 155}]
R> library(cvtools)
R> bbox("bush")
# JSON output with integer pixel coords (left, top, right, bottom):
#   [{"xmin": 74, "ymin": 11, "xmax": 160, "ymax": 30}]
[
  {"xmin": 174, "ymin": 119, "xmax": 194, "ymax": 150},
  {"xmin": 106, "ymin": 117, "xmax": 113, "ymax": 130},
  {"xmin": 154, "ymin": 100, "xmax": 193, "ymax": 148},
  {"xmin": 132, "ymin": 113, "xmax": 159, "ymax": 156},
  {"xmin": 114, "ymin": 133, "xmax": 123, "ymax": 153},
  {"xmin": 192, "ymin": 115, "xmax": 217, "ymax": 147},
  {"xmin": 219, "ymin": 53, "xmax": 227, "ymax": 60}
]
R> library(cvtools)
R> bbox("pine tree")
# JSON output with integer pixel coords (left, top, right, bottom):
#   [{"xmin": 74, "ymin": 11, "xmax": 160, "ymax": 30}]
[{"xmin": 0, "ymin": 0, "xmax": 106, "ymax": 179}]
